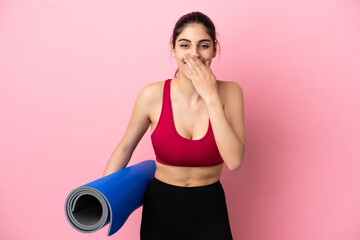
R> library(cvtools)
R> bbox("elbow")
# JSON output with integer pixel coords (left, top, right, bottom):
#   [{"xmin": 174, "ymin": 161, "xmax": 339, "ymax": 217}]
[
  {"xmin": 229, "ymin": 160, "xmax": 243, "ymax": 172},
  {"xmin": 227, "ymin": 144, "xmax": 245, "ymax": 172},
  {"xmin": 228, "ymin": 156, "xmax": 244, "ymax": 171},
  {"xmin": 228, "ymin": 149, "xmax": 245, "ymax": 172}
]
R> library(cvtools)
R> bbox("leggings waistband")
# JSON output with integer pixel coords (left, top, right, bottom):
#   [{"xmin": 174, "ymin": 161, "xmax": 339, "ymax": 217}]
[{"xmin": 151, "ymin": 177, "xmax": 222, "ymax": 194}]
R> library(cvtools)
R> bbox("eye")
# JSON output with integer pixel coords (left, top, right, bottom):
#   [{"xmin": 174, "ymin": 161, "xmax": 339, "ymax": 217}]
[{"xmin": 180, "ymin": 44, "xmax": 210, "ymax": 48}]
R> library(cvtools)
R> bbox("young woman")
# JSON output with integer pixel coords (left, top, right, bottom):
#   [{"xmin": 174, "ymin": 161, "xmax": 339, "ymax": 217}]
[{"xmin": 103, "ymin": 11, "xmax": 246, "ymax": 240}]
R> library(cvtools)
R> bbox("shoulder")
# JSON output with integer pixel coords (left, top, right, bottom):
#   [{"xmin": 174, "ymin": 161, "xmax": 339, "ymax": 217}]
[
  {"xmin": 217, "ymin": 80, "xmax": 243, "ymax": 93},
  {"xmin": 136, "ymin": 80, "xmax": 165, "ymax": 110},
  {"xmin": 217, "ymin": 80, "xmax": 244, "ymax": 105},
  {"xmin": 139, "ymin": 80, "xmax": 165, "ymax": 99}
]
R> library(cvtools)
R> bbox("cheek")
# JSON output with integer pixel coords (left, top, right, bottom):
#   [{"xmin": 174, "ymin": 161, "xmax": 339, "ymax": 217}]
[{"xmin": 179, "ymin": 59, "xmax": 188, "ymax": 68}]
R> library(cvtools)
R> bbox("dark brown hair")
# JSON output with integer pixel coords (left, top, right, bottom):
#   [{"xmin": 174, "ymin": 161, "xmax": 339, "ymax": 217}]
[{"xmin": 170, "ymin": 11, "xmax": 221, "ymax": 78}]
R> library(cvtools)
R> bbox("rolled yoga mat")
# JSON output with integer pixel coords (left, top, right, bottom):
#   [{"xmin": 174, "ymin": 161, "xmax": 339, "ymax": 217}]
[{"xmin": 64, "ymin": 160, "xmax": 156, "ymax": 236}]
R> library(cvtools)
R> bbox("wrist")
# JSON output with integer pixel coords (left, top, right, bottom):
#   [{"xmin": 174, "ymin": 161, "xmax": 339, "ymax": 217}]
[{"xmin": 205, "ymin": 92, "xmax": 221, "ymax": 106}]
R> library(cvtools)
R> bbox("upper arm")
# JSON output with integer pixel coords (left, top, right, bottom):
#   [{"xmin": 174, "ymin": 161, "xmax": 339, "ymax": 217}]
[
  {"xmin": 224, "ymin": 81, "xmax": 246, "ymax": 147},
  {"xmin": 117, "ymin": 84, "xmax": 155, "ymax": 154}
]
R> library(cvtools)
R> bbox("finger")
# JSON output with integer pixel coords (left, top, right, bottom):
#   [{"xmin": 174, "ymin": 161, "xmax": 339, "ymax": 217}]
[
  {"xmin": 206, "ymin": 60, "xmax": 214, "ymax": 74},
  {"xmin": 197, "ymin": 58, "xmax": 208, "ymax": 70},
  {"xmin": 191, "ymin": 56, "xmax": 204, "ymax": 73},
  {"xmin": 184, "ymin": 58, "xmax": 196, "ymax": 78},
  {"xmin": 192, "ymin": 57, "xmax": 212, "ymax": 79},
  {"xmin": 186, "ymin": 56, "xmax": 200, "ymax": 77},
  {"xmin": 188, "ymin": 56, "xmax": 203, "ymax": 75},
  {"xmin": 196, "ymin": 57, "xmax": 210, "ymax": 71},
  {"xmin": 193, "ymin": 57, "xmax": 211, "ymax": 77}
]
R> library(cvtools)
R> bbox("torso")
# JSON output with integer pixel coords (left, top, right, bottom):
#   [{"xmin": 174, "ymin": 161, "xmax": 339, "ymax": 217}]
[{"xmin": 149, "ymin": 78, "xmax": 228, "ymax": 187}]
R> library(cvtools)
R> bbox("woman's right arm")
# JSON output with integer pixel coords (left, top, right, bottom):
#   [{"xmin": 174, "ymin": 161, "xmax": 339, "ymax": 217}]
[{"xmin": 102, "ymin": 84, "xmax": 155, "ymax": 177}]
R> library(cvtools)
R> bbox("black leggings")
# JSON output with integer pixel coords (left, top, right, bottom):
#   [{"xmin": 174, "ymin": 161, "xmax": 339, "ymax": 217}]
[{"xmin": 140, "ymin": 177, "xmax": 233, "ymax": 240}]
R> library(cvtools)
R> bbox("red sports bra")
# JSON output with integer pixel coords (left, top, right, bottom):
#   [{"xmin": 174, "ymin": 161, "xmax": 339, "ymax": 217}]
[{"xmin": 150, "ymin": 78, "xmax": 224, "ymax": 167}]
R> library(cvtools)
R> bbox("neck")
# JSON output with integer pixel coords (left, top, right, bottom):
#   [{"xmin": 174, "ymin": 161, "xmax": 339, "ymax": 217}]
[{"xmin": 173, "ymin": 73, "xmax": 202, "ymax": 104}]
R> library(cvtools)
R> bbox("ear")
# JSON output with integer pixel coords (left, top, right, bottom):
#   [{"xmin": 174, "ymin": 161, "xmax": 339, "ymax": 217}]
[
  {"xmin": 213, "ymin": 41, "xmax": 217, "ymax": 58},
  {"xmin": 170, "ymin": 40, "xmax": 176, "ymax": 58}
]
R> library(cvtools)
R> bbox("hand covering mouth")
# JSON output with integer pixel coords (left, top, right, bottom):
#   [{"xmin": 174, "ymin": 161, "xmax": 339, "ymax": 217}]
[{"xmin": 183, "ymin": 59, "xmax": 206, "ymax": 65}]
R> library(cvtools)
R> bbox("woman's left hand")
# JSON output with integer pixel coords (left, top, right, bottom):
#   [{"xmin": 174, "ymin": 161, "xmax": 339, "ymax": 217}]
[{"xmin": 184, "ymin": 53, "xmax": 219, "ymax": 104}]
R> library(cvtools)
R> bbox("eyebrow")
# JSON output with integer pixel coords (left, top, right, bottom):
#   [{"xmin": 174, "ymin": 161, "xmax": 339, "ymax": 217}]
[{"xmin": 177, "ymin": 38, "xmax": 212, "ymax": 43}]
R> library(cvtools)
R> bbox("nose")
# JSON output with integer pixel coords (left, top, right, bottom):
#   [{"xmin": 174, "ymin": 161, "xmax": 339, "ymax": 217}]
[{"xmin": 190, "ymin": 51, "xmax": 200, "ymax": 58}]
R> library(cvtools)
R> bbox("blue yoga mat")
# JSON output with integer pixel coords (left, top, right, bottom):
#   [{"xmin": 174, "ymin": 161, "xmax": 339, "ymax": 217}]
[{"xmin": 64, "ymin": 160, "xmax": 156, "ymax": 236}]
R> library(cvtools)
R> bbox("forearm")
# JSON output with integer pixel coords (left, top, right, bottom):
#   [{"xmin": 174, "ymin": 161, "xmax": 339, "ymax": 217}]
[
  {"xmin": 205, "ymin": 95, "xmax": 245, "ymax": 171},
  {"xmin": 102, "ymin": 146, "xmax": 132, "ymax": 177}
]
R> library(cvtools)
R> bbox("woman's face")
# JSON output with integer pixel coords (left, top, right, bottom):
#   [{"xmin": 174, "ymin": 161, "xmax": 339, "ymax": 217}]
[{"xmin": 171, "ymin": 23, "xmax": 216, "ymax": 75}]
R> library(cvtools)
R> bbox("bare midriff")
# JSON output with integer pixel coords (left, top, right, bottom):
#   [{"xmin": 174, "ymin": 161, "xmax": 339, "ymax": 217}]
[{"xmin": 154, "ymin": 161, "xmax": 224, "ymax": 187}]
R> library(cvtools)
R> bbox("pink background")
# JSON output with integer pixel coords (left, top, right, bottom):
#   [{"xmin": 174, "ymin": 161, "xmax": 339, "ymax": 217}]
[{"xmin": 1, "ymin": 0, "xmax": 359, "ymax": 239}]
